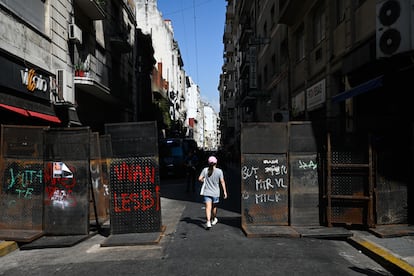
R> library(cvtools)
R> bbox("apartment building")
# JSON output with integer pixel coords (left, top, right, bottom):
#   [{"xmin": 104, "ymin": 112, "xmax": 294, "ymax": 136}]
[
  {"xmin": 0, "ymin": 0, "xmax": 136, "ymax": 133},
  {"xmin": 0, "ymin": 1, "xmax": 69, "ymax": 126},
  {"xmin": 135, "ymin": 0, "xmax": 187, "ymax": 138},
  {"xmin": 221, "ymin": 0, "xmax": 413, "ymax": 226}
]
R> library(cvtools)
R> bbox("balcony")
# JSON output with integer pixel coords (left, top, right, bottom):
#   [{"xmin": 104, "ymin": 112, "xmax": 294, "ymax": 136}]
[
  {"xmin": 239, "ymin": 28, "xmax": 253, "ymax": 47},
  {"xmin": 239, "ymin": 88, "xmax": 269, "ymax": 106},
  {"xmin": 74, "ymin": 0, "xmax": 105, "ymax": 20},
  {"xmin": 74, "ymin": 54, "xmax": 119, "ymax": 104},
  {"xmin": 226, "ymin": 3, "xmax": 234, "ymax": 20},
  {"xmin": 225, "ymin": 62, "xmax": 235, "ymax": 72},
  {"xmin": 225, "ymin": 80, "xmax": 235, "ymax": 91},
  {"xmin": 110, "ymin": 26, "xmax": 133, "ymax": 53},
  {"xmin": 279, "ymin": 0, "xmax": 308, "ymax": 25},
  {"xmin": 225, "ymin": 43, "xmax": 234, "ymax": 56}
]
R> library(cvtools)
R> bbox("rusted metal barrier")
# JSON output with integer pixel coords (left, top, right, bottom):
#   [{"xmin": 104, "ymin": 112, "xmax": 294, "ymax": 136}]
[
  {"xmin": 104, "ymin": 122, "xmax": 162, "ymax": 235},
  {"xmin": 43, "ymin": 127, "xmax": 91, "ymax": 235},
  {"xmin": 0, "ymin": 125, "xmax": 45, "ymax": 242},
  {"xmin": 240, "ymin": 122, "xmax": 320, "ymax": 237}
]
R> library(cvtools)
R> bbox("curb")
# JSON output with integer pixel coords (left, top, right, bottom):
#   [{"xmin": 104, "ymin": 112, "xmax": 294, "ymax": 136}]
[
  {"xmin": 0, "ymin": 241, "xmax": 18, "ymax": 257},
  {"xmin": 348, "ymin": 236, "xmax": 414, "ymax": 276}
]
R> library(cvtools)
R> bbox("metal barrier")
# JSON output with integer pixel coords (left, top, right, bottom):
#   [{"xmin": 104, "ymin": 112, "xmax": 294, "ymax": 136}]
[
  {"xmin": 0, "ymin": 125, "xmax": 45, "ymax": 242},
  {"xmin": 105, "ymin": 122, "xmax": 161, "ymax": 234},
  {"xmin": 43, "ymin": 127, "xmax": 91, "ymax": 235},
  {"xmin": 241, "ymin": 122, "xmax": 320, "ymax": 236},
  {"xmin": 89, "ymin": 132, "xmax": 110, "ymax": 226}
]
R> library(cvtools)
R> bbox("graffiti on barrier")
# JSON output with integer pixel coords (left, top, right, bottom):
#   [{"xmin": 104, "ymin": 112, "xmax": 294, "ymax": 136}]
[{"xmin": 44, "ymin": 162, "xmax": 77, "ymax": 209}]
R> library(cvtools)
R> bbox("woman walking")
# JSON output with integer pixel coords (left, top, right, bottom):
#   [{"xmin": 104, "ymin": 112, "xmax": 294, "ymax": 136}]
[{"xmin": 198, "ymin": 156, "xmax": 228, "ymax": 230}]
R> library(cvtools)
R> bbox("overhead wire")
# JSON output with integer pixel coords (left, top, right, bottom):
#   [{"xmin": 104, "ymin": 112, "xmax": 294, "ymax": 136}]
[
  {"xmin": 179, "ymin": 0, "xmax": 189, "ymax": 72},
  {"xmin": 192, "ymin": 0, "xmax": 199, "ymax": 83}
]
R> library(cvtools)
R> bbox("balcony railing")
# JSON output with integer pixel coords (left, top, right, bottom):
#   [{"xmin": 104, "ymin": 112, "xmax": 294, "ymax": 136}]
[
  {"xmin": 74, "ymin": 54, "xmax": 114, "ymax": 102},
  {"xmin": 74, "ymin": 0, "xmax": 105, "ymax": 20}
]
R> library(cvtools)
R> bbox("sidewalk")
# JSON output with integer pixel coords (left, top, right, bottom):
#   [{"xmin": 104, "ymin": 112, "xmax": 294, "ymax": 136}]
[{"xmin": 349, "ymin": 226, "xmax": 414, "ymax": 275}]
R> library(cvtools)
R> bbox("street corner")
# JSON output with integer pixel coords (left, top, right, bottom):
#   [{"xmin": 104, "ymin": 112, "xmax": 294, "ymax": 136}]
[
  {"xmin": 0, "ymin": 241, "xmax": 18, "ymax": 257},
  {"xmin": 348, "ymin": 235, "xmax": 414, "ymax": 276}
]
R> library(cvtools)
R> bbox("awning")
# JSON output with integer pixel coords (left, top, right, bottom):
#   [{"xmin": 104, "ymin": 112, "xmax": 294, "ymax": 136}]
[
  {"xmin": 332, "ymin": 75, "xmax": 384, "ymax": 103},
  {"xmin": 27, "ymin": 110, "xmax": 61, "ymax": 123},
  {"xmin": 0, "ymin": 103, "xmax": 29, "ymax": 116},
  {"xmin": 0, "ymin": 103, "xmax": 61, "ymax": 123}
]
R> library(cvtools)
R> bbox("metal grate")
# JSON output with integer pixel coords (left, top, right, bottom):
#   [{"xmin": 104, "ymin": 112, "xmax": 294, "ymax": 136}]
[
  {"xmin": 109, "ymin": 157, "xmax": 161, "ymax": 234},
  {"xmin": 241, "ymin": 153, "xmax": 289, "ymax": 226},
  {"xmin": 332, "ymin": 151, "xmax": 367, "ymax": 164},
  {"xmin": 1, "ymin": 125, "xmax": 44, "ymax": 159},
  {"xmin": 0, "ymin": 160, "xmax": 44, "ymax": 230},
  {"xmin": 331, "ymin": 174, "xmax": 367, "ymax": 195}
]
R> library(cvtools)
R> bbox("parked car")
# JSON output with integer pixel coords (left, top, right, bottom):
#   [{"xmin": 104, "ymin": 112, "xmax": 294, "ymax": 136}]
[{"xmin": 159, "ymin": 138, "xmax": 198, "ymax": 178}]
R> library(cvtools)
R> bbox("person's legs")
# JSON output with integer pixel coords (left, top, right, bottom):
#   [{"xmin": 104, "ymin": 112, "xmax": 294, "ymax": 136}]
[
  {"xmin": 211, "ymin": 197, "xmax": 219, "ymax": 225},
  {"xmin": 204, "ymin": 197, "xmax": 212, "ymax": 228},
  {"xmin": 212, "ymin": 203, "xmax": 217, "ymax": 220}
]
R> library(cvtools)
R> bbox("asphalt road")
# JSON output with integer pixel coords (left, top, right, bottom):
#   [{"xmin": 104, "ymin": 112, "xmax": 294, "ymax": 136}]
[{"xmin": 0, "ymin": 170, "xmax": 393, "ymax": 275}]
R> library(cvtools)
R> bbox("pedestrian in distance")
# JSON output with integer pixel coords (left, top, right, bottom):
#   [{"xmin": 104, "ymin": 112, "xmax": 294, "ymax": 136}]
[
  {"xmin": 185, "ymin": 150, "xmax": 199, "ymax": 193},
  {"xmin": 198, "ymin": 155, "xmax": 228, "ymax": 230}
]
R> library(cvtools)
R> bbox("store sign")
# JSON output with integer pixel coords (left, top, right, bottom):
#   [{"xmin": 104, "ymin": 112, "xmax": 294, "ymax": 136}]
[
  {"xmin": 306, "ymin": 79, "xmax": 326, "ymax": 111},
  {"xmin": 21, "ymin": 68, "xmax": 48, "ymax": 92},
  {"xmin": 292, "ymin": 91, "xmax": 305, "ymax": 116},
  {"xmin": 0, "ymin": 55, "xmax": 51, "ymax": 101}
]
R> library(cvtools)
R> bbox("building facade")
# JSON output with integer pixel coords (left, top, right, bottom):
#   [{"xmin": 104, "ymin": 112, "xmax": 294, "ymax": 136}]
[
  {"xmin": 220, "ymin": 0, "xmax": 414, "ymax": 226},
  {"xmin": 0, "ymin": 0, "xmax": 136, "ymax": 133},
  {"xmin": 135, "ymin": 0, "xmax": 219, "ymax": 148}
]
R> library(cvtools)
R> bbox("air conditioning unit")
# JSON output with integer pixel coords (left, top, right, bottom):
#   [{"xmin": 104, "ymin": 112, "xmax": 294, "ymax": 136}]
[
  {"xmin": 376, "ymin": 0, "xmax": 412, "ymax": 58},
  {"xmin": 272, "ymin": 110, "xmax": 289, "ymax": 122},
  {"xmin": 56, "ymin": 69, "xmax": 66, "ymax": 102},
  {"xmin": 69, "ymin": 23, "xmax": 82, "ymax": 44}
]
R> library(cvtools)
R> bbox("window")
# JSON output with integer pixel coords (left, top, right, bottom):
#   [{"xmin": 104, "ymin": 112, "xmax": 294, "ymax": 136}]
[
  {"xmin": 313, "ymin": 6, "xmax": 326, "ymax": 46},
  {"xmin": 279, "ymin": 0, "xmax": 288, "ymax": 12},
  {"xmin": 0, "ymin": 0, "xmax": 46, "ymax": 33},
  {"xmin": 281, "ymin": 38, "xmax": 288, "ymax": 64},
  {"xmin": 336, "ymin": 0, "xmax": 345, "ymax": 25},
  {"xmin": 355, "ymin": 0, "xmax": 367, "ymax": 9},
  {"xmin": 270, "ymin": 4, "xmax": 275, "ymax": 28},
  {"xmin": 271, "ymin": 54, "xmax": 276, "ymax": 75},
  {"xmin": 228, "ymin": 108, "xmax": 234, "ymax": 119},
  {"xmin": 263, "ymin": 21, "xmax": 268, "ymax": 40},
  {"xmin": 295, "ymin": 24, "xmax": 305, "ymax": 62},
  {"xmin": 258, "ymin": 75, "xmax": 262, "ymax": 89}
]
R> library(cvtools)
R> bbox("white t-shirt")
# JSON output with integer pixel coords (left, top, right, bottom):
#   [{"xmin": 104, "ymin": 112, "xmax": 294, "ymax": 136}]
[{"xmin": 199, "ymin": 167, "xmax": 224, "ymax": 197}]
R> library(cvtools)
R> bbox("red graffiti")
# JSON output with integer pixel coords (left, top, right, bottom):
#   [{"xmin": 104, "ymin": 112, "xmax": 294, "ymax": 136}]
[
  {"xmin": 114, "ymin": 162, "xmax": 155, "ymax": 184},
  {"xmin": 113, "ymin": 185, "xmax": 160, "ymax": 213},
  {"xmin": 43, "ymin": 162, "xmax": 77, "ymax": 207}
]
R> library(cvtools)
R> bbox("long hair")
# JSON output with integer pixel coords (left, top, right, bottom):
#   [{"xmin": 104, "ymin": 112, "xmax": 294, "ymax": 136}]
[{"xmin": 208, "ymin": 164, "xmax": 215, "ymax": 177}]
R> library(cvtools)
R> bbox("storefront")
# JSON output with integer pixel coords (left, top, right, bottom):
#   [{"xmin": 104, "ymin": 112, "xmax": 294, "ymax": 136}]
[{"xmin": 0, "ymin": 53, "xmax": 61, "ymax": 126}]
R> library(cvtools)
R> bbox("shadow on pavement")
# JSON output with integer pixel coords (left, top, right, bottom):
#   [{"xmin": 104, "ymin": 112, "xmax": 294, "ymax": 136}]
[
  {"xmin": 180, "ymin": 217, "xmax": 206, "ymax": 230},
  {"xmin": 159, "ymin": 163, "xmax": 242, "ymax": 215}
]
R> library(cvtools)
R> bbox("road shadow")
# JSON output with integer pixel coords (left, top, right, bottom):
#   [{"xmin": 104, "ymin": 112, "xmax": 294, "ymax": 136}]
[
  {"xmin": 180, "ymin": 216, "xmax": 242, "ymax": 230},
  {"xmin": 159, "ymin": 163, "xmax": 241, "ymax": 214}
]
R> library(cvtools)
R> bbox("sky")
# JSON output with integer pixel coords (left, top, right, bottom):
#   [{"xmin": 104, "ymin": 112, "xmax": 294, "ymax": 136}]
[{"xmin": 157, "ymin": 0, "xmax": 226, "ymax": 113}]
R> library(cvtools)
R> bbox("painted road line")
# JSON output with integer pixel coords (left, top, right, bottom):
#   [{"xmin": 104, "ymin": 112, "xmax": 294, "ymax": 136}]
[
  {"xmin": 0, "ymin": 241, "xmax": 18, "ymax": 257},
  {"xmin": 350, "ymin": 236, "xmax": 414, "ymax": 275}
]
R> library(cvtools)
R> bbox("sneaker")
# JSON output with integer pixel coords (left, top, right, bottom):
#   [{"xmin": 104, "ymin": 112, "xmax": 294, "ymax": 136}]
[
  {"xmin": 206, "ymin": 221, "xmax": 212, "ymax": 229},
  {"xmin": 212, "ymin": 217, "xmax": 218, "ymax": 225}
]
